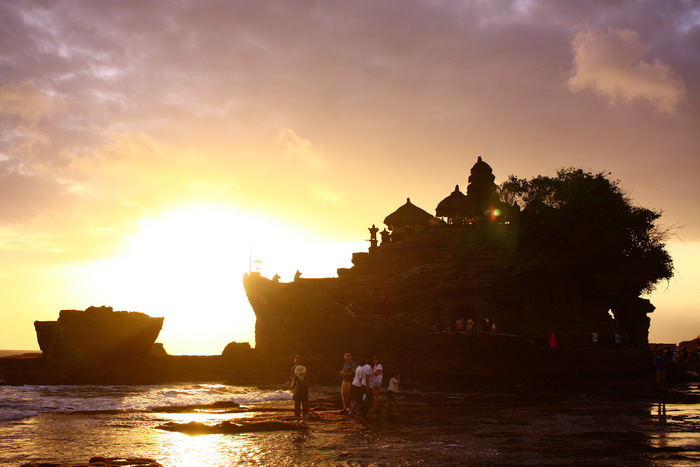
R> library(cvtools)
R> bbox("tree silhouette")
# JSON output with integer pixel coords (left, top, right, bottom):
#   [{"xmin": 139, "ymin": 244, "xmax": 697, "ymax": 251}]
[{"xmin": 500, "ymin": 168, "xmax": 673, "ymax": 295}]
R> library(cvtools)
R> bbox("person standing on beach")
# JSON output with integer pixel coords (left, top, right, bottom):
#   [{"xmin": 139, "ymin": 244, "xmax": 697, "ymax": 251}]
[
  {"xmin": 290, "ymin": 355, "xmax": 302, "ymax": 383},
  {"xmin": 653, "ymin": 352, "xmax": 667, "ymax": 391},
  {"xmin": 359, "ymin": 358, "xmax": 374, "ymax": 418},
  {"xmin": 291, "ymin": 359, "xmax": 310, "ymax": 419},
  {"xmin": 350, "ymin": 358, "xmax": 368, "ymax": 415},
  {"xmin": 383, "ymin": 372, "xmax": 400, "ymax": 417},
  {"xmin": 370, "ymin": 356, "xmax": 383, "ymax": 411},
  {"xmin": 339, "ymin": 353, "xmax": 357, "ymax": 414}
]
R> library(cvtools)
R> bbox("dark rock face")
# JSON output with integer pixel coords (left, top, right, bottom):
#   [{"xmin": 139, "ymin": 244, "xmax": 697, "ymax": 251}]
[
  {"xmin": 149, "ymin": 342, "xmax": 168, "ymax": 356},
  {"xmin": 612, "ymin": 297, "xmax": 656, "ymax": 347},
  {"xmin": 34, "ymin": 306, "xmax": 164, "ymax": 365},
  {"xmin": 244, "ymin": 226, "xmax": 655, "ymax": 384},
  {"xmin": 222, "ymin": 341, "xmax": 253, "ymax": 357}
]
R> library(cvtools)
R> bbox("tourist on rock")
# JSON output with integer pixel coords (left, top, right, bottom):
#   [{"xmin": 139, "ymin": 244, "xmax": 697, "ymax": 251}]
[
  {"xmin": 339, "ymin": 353, "xmax": 357, "ymax": 414},
  {"xmin": 490, "ymin": 318, "xmax": 497, "ymax": 334},
  {"xmin": 653, "ymin": 352, "xmax": 667, "ymax": 390},
  {"xmin": 358, "ymin": 358, "xmax": 374, "ymax": 418},
  {"xmin": 548, "ymin": 332, "xmax": 558, "ymax": 349},
  {"xmin": 291, "ymin": 359, "xmax": 310, "ymax": 419},
  {"xmin": 383, "ymin": 372, "xmax": 400, "ymax": 417},
  {"xmin": 455, "ymin": 317, "xmax": 465, "ymax": 333},
  {"xmin": 466, "ymin": 317, "xmax": 474, "ymax": 332},
  {"xmin": 350, "ymin": 358, "xmax": 368, "ymax": 415},
  {"xmin": 591, "ymin": 331, "xmax": 599, "ymax": 344},
  {"xmin": 290, "ymin": 355, "xmax": 302, "ymax": 383},
  {"xmin": 370, "ymin": 356, "xmax": 383, "ymax": 411}
]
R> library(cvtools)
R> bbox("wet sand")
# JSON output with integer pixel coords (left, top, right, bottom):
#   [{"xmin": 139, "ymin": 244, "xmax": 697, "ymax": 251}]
[
  {"xmin": 6, "ymin": 382, "xmax": 700, "ymax": 466},
  {"xmin": 255, "ymin": 384, "xmax": 700, "ymax": 466}
]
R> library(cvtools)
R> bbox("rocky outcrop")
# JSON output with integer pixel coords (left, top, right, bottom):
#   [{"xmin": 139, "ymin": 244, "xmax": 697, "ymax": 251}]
[
  {"xmin": 21, "ymin": 457, "xmax": 162, "ymax": 467},
  {"xmin": 149, "ymin": 342, "xmax": 168, "ymax": 356},
  {"xmin": 244, "ymin": 225, "xmax": 655, "ymax": 385},
  {"xmin": 34, "ymin": 306, "xmax": 164, "ymax": 365},
  {"xmin": 222, "ymin": 341, "xmax": 254, "ymax": 357},
  {"xmin": 156, "ymin": 420, "xmax": 308, "ymax": 435}
]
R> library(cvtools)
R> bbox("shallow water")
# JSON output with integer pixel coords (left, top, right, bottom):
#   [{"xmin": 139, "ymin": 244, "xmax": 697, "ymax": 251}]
[{"xmin": 0, "ymin": 382, "xmax": 699, "ymax": 466}]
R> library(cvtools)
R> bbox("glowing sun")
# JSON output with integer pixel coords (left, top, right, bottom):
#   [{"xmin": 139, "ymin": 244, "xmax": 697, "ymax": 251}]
[{"xmin": 74, "ymin": 203, "xmax": 363, "ymax": 355}]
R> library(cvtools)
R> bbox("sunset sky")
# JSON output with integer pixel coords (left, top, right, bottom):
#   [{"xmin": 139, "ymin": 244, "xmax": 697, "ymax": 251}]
[{"xmin": 1, "ymin": 1, "xmax": 698, "ymax": 354}]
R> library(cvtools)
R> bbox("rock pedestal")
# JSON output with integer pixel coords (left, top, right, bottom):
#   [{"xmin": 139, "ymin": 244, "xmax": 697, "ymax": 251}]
[{"xmin": 34, "ymin": 306, "xmax": 164, "ymax": 366}]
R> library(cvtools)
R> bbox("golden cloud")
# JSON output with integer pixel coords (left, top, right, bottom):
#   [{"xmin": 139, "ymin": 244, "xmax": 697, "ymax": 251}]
[{"xmin": 568, "ymin": 28, "xmax": 686, "ymax": 114}]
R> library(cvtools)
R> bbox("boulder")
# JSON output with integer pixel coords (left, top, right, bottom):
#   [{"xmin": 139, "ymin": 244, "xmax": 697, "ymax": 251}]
[{"xmin": 34, "ymin": 306, "xmax": 164, "ymax": 366}]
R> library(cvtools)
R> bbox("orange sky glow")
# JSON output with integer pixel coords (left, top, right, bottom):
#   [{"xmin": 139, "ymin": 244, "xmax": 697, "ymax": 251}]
[{"xmin": 1, "ymin": 1, "xmax": 698, "ymax": 354}]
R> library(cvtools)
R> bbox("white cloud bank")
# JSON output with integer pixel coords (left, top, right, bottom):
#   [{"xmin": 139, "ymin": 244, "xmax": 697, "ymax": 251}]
[{"xmin": 568, "ymin": 27, "xmax": 686, "ymax": 114}]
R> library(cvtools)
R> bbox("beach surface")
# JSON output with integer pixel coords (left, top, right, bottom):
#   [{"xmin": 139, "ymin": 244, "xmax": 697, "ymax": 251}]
[{"xmin": 1, "ymin": 381, "xmax": 699, "ymax": 466}]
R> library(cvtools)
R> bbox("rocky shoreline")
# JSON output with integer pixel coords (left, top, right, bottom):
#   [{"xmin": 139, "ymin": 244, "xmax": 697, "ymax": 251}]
[
  {"xmin": 0, "ymin": 342, "xmax": 656, "ymax": 388},
  {"xmin": 15, "ymin": 380, "xmax": 700, "ymax": 466}
]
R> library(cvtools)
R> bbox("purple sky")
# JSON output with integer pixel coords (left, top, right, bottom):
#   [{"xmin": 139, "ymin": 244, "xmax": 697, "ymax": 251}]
[{"xmin": 1, "ymin": 0, "xmax": 698, "ymax": 351}]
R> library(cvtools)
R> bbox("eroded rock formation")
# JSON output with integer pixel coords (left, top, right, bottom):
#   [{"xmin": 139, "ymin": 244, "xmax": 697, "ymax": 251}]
[
  {"xmin": 34, "ymin": 306, "xmax": 164, "ymax": 365},
  {"xmin": 243, "ymin": 159, "xmax": 663, "ymax": 385}
]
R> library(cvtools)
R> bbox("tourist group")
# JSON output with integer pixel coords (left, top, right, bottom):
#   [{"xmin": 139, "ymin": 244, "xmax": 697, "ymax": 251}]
[{"xmin": 289, "ymin": 354, "xmax": 399, "ymax": 420}]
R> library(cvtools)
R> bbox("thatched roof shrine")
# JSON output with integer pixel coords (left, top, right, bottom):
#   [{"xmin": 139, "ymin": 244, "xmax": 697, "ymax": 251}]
[
  {"xmin": 384, "ymin": 198, "xmax": 435, "ymax": 230},
  {"xmin": 436, "ymin": 185, "xmax": 470, "ymax": 219}
]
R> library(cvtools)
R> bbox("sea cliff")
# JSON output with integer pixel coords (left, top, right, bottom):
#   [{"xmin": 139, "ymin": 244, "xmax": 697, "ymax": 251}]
[{"xmin": 243, "ymin": 226, "xmax": 654, "ymax": 386}]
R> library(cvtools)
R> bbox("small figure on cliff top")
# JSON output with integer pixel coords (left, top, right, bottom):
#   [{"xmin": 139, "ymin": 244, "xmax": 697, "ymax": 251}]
[
  {"xmin": 272, "ymin": 273, "xmax": 280, "ymax": 283},
  {"xmin": 294, "ymin": 270, "xmax": 302, "ymax": 281},
  {"xmin": 455, "ymin": 317, "xmax": 465, "ymax": 333},
  {"xmin": 339, "ymin": 353, "xmax": 357, "ymax": 414},
  {"xmin": 484, "ymin": 317, "xmax": 491, "ymax": 332},
  {"xmin": 466, "ymin": 318, "xmax": 474, "ymax": 332}
]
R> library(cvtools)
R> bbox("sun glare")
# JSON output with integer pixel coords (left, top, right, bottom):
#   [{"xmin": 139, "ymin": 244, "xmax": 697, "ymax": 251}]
[{"xmin": 73, "ymin": 203, "xmax": 365, "ymax": 355}]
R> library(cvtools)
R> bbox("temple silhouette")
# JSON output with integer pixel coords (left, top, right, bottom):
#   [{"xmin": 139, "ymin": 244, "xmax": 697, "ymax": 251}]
[
  {"xmin": 243, "ymin": 156, "xmax": 657, "ymax": 384},
  {"xmin": 366, "ymin": 156, "xmax": 517, "ymax": 248},
  {"xmin": 2, "ymin": 157, "xmax": 662, "ymax": 386}
]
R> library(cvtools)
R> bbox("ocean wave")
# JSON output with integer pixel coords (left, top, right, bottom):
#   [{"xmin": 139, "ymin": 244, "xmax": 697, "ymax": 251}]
[
  {"xmin": 0, "ymin": 408, "xmax": 38, "ymax": 422},
  {"xmin": 0, "ymin": 384, "xmax": 293, "ymax": 415},
  {"xmin": 235, "ymin": 390, "xmax": 291, "ymax": 404}
]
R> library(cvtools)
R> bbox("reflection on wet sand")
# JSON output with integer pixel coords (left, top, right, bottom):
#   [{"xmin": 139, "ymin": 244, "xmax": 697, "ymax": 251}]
[{"xmin": 4, "ymin": 383, "xmax": 700, "ymax": 466}]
